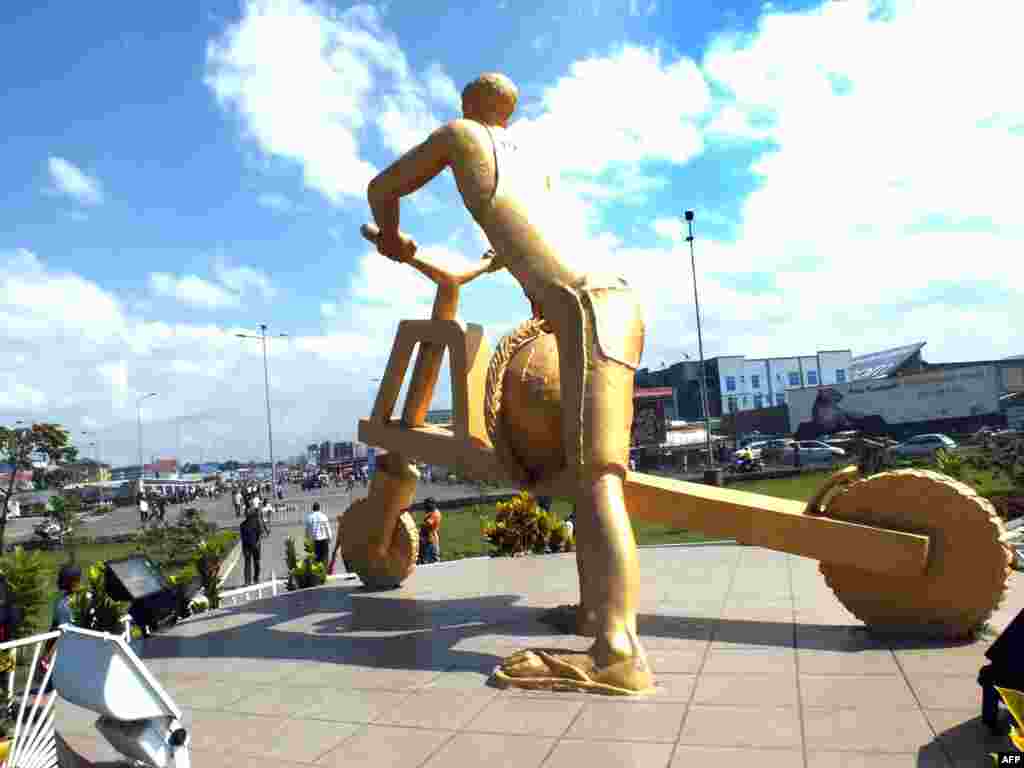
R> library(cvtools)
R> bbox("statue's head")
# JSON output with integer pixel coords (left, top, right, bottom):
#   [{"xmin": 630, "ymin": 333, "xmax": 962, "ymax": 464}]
[{"xmin": 462, "ymin": 73, "xmax": 518, "ymax": 127}]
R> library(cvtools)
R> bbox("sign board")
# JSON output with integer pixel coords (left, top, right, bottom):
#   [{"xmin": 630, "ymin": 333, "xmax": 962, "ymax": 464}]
[
  {"xmin": 788, "ymin": 365, "xmax": 1001, "ymax": 434},
  {"xmin": 631, "ymin": 398, "xmax": 668, "ymax": 447},
  {"xmin": 366, "ymin": 447, "xmax": 377, "ymax": 474}
]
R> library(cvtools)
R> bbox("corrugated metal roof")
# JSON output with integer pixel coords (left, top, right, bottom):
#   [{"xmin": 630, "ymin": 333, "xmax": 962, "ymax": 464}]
[{"xmin": 850, "ymin": 342, "xmax": 926, "ymax": 380}]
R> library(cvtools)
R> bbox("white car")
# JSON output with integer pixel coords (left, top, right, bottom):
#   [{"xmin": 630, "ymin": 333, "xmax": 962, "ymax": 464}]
[
  {"xmin": 782, "ymin": 440, "xmax": 846, "ymax": 464},
  {"xmin": 889, "ymin": 434, "xmax": 957, "ymax": 458}
]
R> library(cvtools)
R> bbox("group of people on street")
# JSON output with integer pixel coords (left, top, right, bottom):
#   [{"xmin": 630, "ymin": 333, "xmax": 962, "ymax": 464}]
[{"xmin": 136, "ymin": 481, "xmax": 222, "ymax": 524}]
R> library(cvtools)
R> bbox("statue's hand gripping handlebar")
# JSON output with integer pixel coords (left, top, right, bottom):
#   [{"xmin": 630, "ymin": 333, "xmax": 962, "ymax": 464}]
[{"xmin": 360, "ymin": 223, "xmax": 497, "ymax": 289}]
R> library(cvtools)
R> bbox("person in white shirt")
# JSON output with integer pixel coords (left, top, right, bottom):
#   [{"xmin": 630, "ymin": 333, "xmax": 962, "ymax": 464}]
[{"xmin": 305, "ymin": 502, "xmax": 332, "ymax": 566}]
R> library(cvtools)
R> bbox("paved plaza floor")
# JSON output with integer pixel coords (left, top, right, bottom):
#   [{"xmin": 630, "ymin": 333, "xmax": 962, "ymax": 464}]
[{"xmin": 56, "ymin": 543, "xmax": 1023, "ymax": 767}]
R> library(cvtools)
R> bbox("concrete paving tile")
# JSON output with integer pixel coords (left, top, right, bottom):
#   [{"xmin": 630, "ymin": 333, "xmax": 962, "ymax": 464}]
[
  {"xmin": 797, "ymin": 649, "xmax": 902, "ymax": 676},
  {"xmin": 650, "ymin": 673, "xmax": 697, "ymax": 702},
  {"xmin": 187, "ymin": 746, "xmax": 317, "ymax": 768},
  {"xmin": 702, "ymin": 647, "xmax": 796, "ymax": 676},
  {"xmin": 184, "ymin": 710, "xmax": 282, "ymax": 752},
  {"xmin": 422, "ymin": 732, "xmax": 554, "ymax": 768},
  {"xmin": 799, "ymin": 675, "xmax": 919, "ymax": 710},
  {"xmin": 894, "ymin": 650, "xmax": 988, "ymax": 679},
  {"xmin": 260, "ymin": 719, "xmax": 362, "ymax": 763},
  {"xmin": 806, "ymin": 747, "xmax": 952, "ymax": 767},
  {"xmin": 170, "ymin": 681, "xmax": 253, "ymax": 710},
  {"xmin": 713, "ymin": 620, "xmax": 795, "ymax": 646},
  {"xmin": 374, "ymin": 689, "xmax": 496, "ymax": 730},
  {"xmin": 314, "ymin": 725, "xmax": 453, "ymax": 768},
  {"xmin": 544, "ymin": 738, "xmax": 674, "ymax": 767},
  {"xmin": 672, "ymin": 745, "xmax": 805, "ymax": 767},
  {"xmin": 796, "ymin": 626, "xmax": 892, "ymax": 652},
  {"xmin": 300, "ymin": 689, "xmax": 412, "ymax": 723},
  {"xmin": 221, "ymin": 683, "xmax": 336, "ymax": 716},
  {"xmin": 646, "ymin": 649, "xmax": 707, "ymax": 674},
  {"xmin": 678, "ymin": 705, "xmax": 802, "ymax": 748},
  {"xmin": 694, "ymin": 674, "xmax": 800, "ymax": 707},
  {"xmin": 566, "ymin": 701, "xmax": 687, "ymax": 743},
  {"xmin": 466, "ymin": 694, "xmax": 584, "ymax": 736},
  {"xmin": 909, "ymin": 676, "xmax": 983, "ymax": 710},
  {"xmin": 802, "ymin": 708, "xmax": 937, "ymax": 752},
  {"xmin": 421, "ymin": 667, "xmax": 496, "ymax": 690}
]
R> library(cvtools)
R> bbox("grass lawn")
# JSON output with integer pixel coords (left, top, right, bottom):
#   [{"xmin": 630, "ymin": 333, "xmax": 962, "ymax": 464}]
[
  {"xmin": 439, "ymin": 458, "xmax": 1021, "ymax": 562},
  {"xmin": 440, "ymin": 494, "xmax": 745, "ymax": 562}
]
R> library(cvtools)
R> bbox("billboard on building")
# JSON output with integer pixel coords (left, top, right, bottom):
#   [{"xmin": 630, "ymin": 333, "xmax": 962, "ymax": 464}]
[
  {"xmin": 631, "ymin": 388, "xmax": 671, "ymax": 447},
  {"xmin": 788, "ymin": 365, "xmax": 1001, "ymax": 436}
]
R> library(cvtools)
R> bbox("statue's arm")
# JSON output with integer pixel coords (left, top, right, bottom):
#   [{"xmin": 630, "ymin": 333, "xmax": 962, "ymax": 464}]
[{"xmin": 367, "ymin": 124, "xmax": 454, "ymax": 250}]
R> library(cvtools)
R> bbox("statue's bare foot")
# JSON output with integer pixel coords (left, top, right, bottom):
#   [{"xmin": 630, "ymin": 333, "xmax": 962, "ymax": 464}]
[
  {"xmin": 539, "ymin": 604, "xmax": 598, "ymax": 636},
  {"xmin": 492, "ymin": 647, "xmax": 654, "ymax": 695}
]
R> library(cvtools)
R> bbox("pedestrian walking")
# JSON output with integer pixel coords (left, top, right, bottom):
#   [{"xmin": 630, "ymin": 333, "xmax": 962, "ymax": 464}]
[
  {"xmin": 138, "ymin": 491, "xmax": 149, "ymax": 523},
  {"xmin": 305, "ymin": 502, "xmax": 332, "ymax": 567},
  {"xmin": 417, "ymin": 499, "xmax": 442, "ymax": 565},
  {"xmin": 240, "ymin": 508, "xmax": 265, "ymax": 586}
]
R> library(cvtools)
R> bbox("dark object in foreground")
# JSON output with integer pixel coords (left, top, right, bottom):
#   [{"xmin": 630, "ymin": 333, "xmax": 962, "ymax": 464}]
[
  {"xmin": 979, "ymin": 606, "xmax": 1024, "ymax": 730},
  {"xmin": 104, "ymin": 555, "xmax": 182, "ymax": 635}
]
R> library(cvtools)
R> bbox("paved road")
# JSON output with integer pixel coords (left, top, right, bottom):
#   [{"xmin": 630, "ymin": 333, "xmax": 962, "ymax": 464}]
[
  {"xmin": 220, "ymin": 480, "xmax": 520, "ymax": 588},
  {"xmin": 6, "ymin": 478, "xmax": 516, "ymax": 573}
]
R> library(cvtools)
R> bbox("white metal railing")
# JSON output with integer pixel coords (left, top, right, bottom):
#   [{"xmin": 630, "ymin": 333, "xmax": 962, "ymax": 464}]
[
  {"xmin": 1, "ymin": 630, "xmax": 61, "ymax": 768},
  {"xmin": 217, "ymin": 573, "xmax": 282, "ymax": 608},
  {"xmin": 263, "ymin": 494, "xmax": 353, "ymax": 526}
]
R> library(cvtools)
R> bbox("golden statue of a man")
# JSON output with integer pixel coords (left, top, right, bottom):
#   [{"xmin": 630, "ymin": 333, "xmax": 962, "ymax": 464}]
[{"xmin": 368, "ymin": 72, "xmax": 652, "ymax": 694}]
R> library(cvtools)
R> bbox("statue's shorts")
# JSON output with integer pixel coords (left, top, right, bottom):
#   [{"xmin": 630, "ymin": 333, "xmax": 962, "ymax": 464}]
[{"xmin": 539, "ymin": 275, "xmax": 646, "ymax": 481}]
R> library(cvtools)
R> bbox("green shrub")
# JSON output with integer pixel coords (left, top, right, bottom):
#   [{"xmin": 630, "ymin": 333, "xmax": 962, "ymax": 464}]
[
  {"xmin": 0, "ymin": 547, "xmax": 48, "ymax": 638},
  {"xmin": 935, "ymin": 448, "xmax": 965, "ymax": 479},
  {"xmin": 284, "ymin": 536, "xmax": 327, "ymax": 590},
  {"xmin": 70, "ymin": 562, "xmax": 130, "ymax": 635},
  {"xmin": 481, "ymin": 492, "xmax": 571, "ymax": 556},
  {"xmin": 195, "ymin": 538, "xmax": 227, "ymax": 610}
]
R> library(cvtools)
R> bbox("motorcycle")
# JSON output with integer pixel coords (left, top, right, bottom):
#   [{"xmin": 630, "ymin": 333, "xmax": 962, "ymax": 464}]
[
  {"xmin": 728, "ymin": 452, "xmax": 764, "ymax": 474},
  {"xmin": 33, "ymin": 519, "xmax": 71, "ymax": 548}
]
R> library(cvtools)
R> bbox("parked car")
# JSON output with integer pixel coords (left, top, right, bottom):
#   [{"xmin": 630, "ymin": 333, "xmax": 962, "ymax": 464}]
[
  {"xmin": 888, "ymin": 433, "xmax": 957, "ymax": 458},
  {"xmin": 782, "ymin": 440, "xmax": 846, "ymax": 465}
]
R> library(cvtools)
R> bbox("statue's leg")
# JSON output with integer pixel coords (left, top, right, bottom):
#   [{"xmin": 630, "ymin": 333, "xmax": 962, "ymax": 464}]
[{"xmin": 494, "ymin": 288, "xmax": 652, "ymax": 694}]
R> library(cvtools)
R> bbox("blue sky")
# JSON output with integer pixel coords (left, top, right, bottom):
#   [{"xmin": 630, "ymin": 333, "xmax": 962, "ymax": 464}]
[{"xmin": 1, "ymin": 0, "xmax": 1021, "ymax": 465}]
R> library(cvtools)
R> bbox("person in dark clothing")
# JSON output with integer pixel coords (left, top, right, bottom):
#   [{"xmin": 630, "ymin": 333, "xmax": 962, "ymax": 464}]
[{"xmin": 240, "ymin": 509, "xmax": 265, "ymax": 586}]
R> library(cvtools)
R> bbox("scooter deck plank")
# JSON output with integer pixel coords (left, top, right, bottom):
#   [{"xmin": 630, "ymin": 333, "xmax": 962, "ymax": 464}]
[{"xmin": 358, "ymin": 418, "xmax": 930, "ymax": 578}]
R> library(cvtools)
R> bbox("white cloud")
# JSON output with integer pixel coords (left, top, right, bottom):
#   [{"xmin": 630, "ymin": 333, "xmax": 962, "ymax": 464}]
[
  {"xmin": 0, "ymin": 250, "xmax": 396, "ymax": 465},
  {"xmin": 423, "ymin": 61, "xmax": 460, "ymax": 110},
  {"xmin": 150, "ymin": 273, "xmax": 240, "ymax": 310},
  {"xmin": 511, "ymin": 45, "xmax": 710, "ymax": 182},
  {"xmin": 205, "ymin": 0, "xmax": 460, "ymax": 204},
  {"xmin": 47, "ymin": 157, "xmax": 103, "ymax": 206},
  {"xmin": 213, "ymin": 259, "xmax": 276, "ymax": 300}
]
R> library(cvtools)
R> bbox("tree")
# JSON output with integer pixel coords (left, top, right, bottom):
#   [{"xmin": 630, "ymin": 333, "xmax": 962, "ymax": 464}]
[
  {"xmin": 0, "ymin": 422, "xmax": 70, "ymax": 550},
  {"xmin": 60, "ymin": 445, "xmax": 79, "ymax": 464}
]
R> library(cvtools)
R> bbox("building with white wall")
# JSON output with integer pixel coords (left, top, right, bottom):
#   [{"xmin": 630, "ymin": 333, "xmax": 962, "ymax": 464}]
[{"xmin": 711, "ymin": 350, "xmax": 853, "ymax": 416}]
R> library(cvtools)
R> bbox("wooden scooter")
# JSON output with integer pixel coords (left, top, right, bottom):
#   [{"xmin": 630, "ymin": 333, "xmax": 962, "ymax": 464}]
[{"xmin": 339, "ymin": 225, "xmax": 1012, "ymax": 640}]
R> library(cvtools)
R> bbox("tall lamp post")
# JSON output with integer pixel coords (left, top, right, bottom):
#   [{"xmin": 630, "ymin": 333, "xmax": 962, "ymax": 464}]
[
  {"xmin": 684, "ymin": 210, "xmax": 714, "ymax": 468},
  {"xmin": 137, "ymin": 393, "xmax": 158, "ymax": 482},
  {"xmin": 236, "ymin": 324, "xmax": 288, "ymax": 486}
]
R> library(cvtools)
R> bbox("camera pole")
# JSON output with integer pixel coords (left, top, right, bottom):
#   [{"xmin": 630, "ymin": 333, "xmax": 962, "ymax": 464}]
[{"xmin": 685, "ymin": 210, "xmax": 714, "ymax": 468}]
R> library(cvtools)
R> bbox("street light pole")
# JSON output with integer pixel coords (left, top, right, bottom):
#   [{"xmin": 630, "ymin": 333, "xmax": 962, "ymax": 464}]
[
  {"xmin": 237, "ymin": 324, "xmax": 289, "ymax": 486},
  {"xmin": 137, "ymin": 392, "xmax": 158, "ymax": 481},
  {"xmin": 684, "ymin": 211, "xmax": 714, "ymax": 468}
]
